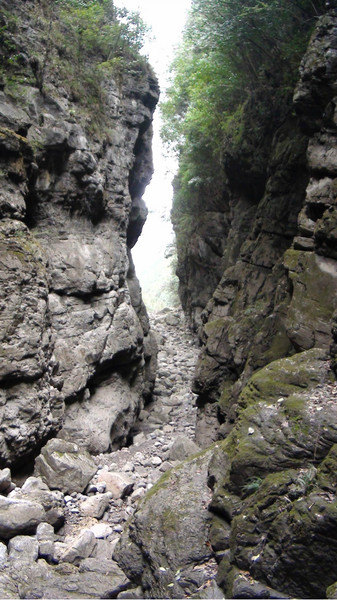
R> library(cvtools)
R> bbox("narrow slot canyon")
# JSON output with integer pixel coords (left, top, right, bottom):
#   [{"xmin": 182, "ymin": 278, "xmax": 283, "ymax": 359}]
[{"xmin": 0, "ymin": 1, "xmax": 337, "ymax": 599}]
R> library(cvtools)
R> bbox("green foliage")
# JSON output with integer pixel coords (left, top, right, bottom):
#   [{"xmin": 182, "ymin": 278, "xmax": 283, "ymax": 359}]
[
  {"xmin": 47, "ymin": 0, "xmax": 149, "ymax": 115},
  {"xmin": 0, "ymin": 10, "xmax": 20, "ymax": 78},
  {"xmin": 55, "ymin": 0, "xmax": 149, "ymax": 61},
  {"xmin": 0, "ymin": 1, "xmax": 149, "ymax": 133},
  {"xmin": 162, "ymin": 0, "xmax": 326, "ymax": 246},
  {"xmin": 241, "ymin": 476, "xmax": 263, "ymax": 496}
]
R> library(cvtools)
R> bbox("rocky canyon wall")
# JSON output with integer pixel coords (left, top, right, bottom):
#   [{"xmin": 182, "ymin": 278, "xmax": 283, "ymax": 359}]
[
  {"xmin": 116, "ymin": 11, "xmax": 337, "ymax": 600},
  {"xmin": 179, "ymin": 10, "xmax": 337, "ymax": 447},
  {"xmin": 0, "ymin": 0, "xmax": 159, "ymax": 468}
]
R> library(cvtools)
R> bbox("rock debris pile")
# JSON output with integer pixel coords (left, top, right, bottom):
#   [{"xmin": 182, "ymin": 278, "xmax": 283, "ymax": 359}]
[{"xmin": 0, "ymin": 309, "xmax": 218, "ymax": 599}]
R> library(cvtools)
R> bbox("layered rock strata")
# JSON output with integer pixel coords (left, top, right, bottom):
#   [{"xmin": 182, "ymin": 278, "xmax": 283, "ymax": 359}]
[{"xmin": 0, "ymin": 0, "xmax": 159, "ymax": 467}]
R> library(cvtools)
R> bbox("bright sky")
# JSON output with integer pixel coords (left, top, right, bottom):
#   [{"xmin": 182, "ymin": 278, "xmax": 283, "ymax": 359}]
[{"xmin": 114, "ymin": 0, "xmax": 191, "ymax": 297}]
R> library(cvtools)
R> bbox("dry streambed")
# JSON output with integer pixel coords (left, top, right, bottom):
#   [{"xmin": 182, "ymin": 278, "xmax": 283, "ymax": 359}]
[{"xmin": 0, "ymin": 309, "xmax": 214, "ymax": 599}]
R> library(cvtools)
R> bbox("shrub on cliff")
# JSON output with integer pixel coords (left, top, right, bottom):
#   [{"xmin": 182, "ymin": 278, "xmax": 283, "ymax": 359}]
[
  {"xmin": 0, "ymin": 0, "xmax": 149, "ymax": 133},
  {"xmin": 54, "ymin": 0, "xmax": 148, "ymax": 61},
  {"xmin": 162, "ymin": 0, "xmax": 326, "ymax": 241}
]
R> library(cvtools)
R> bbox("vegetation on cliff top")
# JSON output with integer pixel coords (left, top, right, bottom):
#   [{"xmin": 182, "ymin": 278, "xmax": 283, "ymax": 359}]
[
  {"xmin": 161, "ymin": 0, "xmax": 326, "ymax": 251},
  {"xmin": 0, "ymin": 0, "xmax": 150, "ymax": 131}
]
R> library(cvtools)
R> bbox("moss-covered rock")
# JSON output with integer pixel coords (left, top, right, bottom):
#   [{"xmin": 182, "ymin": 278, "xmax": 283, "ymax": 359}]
[
  {"xmin": 227, "ymin": 466, "xmax": 337, "ymax": 598},
  {"xmin": 327, "ymin": 581, "xmax": 337, "ymax": 599},
  {"xmin": 315, "ymin": 206, "xmax": 337, "ymax": 259},
  {"xmin": 239, "ymin": 348, "xmax": 330, "ymax": 408},
  {"xmin": 208, "ymin": 348, "xmax": 337, "ymax": 598},
  {"xmin": 214, "ymin": 354, "xmax": 335, "ymax": 495},
  {"xmin": 115, "ymin": 449, "xmax": 215, "ymax": 599}
]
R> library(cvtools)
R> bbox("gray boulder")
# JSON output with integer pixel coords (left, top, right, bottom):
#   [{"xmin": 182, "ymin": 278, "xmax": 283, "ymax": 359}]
[
  {"xmin": 79, "ymin": 493, "xmax": 111, "ymax": 519},
  {"xmin": 0, "ymin": 469, "xmax": 14, "ymax": 495},
  {"xmin": 115, "ymin": 449, "xmax": 214, "ymax": 598},
  {"xmin": 59, "ymin": 530, "xmax": 96, "ymax": 565},
  {"xmin": 0, "ymin": 542, "xmax": 7, "ymax": 566},
  {"xmin": 36, "ymin": 522, "xmax": 55, "ymax": 561},
  {"xmin": 9, "ymin": 476, "xmax": 64, "ymax": 529},
  {"xmin": 168, "ymin": 436, "xmax": 200, "ymax": 462},
  {"xmin": 0, "ymin": 557, "xmax": 131, "ymax": 599},
  {"xmin": 97, "ymin": 471, "xmax": 134, "ymax": 499},
  {"xmin": 59, "ymin": 374, "xmax": 143, "ymax": 454},
  {"xmin": 8, "ymin": 535, "xmax": 39, "ymax": 563},
  {"xmin": 34, "ymin": 438, "xmax": 97, "ymax": 494},
  {"xmin": 165, "ymin": 312, "xmax": 181, "ymax": 327},
  {"xmin": 0, "ymin": 496, "xmax": 46, "ymax": 540},
  {"xmin": 89, "ymin": 523, "xmax": 113, "ymax": 539}
]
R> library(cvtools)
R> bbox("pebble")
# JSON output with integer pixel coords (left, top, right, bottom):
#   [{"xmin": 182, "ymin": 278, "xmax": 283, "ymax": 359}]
[
  {"xmin": 113, "ymin": 525, "xmax": 123, "ymax": 533},
  {"xmin": 90, "ymin": 523, "xmax": 112, "ymax": 539},
  {"xmin": 130, "ymin": 488, "xmax": 146, "ymax": 502},
  {"xmin": 160, "ymin": 462, "xmax": 173, "ymax": 473},
  {"xmin": 96, "ymin": 483, "xmax": 106, "ymax": 493},
  {"xmin": 134, "ymin": 453, "xmax": 144, "ymax": 462},
  {"xmin": 122, "ymin": 462, "xmax": 134, "ymax": 472}
]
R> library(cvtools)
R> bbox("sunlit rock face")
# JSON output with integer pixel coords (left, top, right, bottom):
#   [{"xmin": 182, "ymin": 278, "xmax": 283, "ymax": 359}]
[{"xmin": 0, "ymin": 0, "xmax": 159, "ymax": 467}]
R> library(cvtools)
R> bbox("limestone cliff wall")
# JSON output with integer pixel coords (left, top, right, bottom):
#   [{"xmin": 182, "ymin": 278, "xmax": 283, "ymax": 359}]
[
  {"xmin": 0, "ymin": 0, "xmax": 159, "ymax": 467},
  {"xmin": 173, "ymin": 11, "xmax": 337, "ymax": 446}
]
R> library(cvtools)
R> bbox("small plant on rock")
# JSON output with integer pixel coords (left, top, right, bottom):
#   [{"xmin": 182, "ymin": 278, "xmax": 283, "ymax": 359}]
[{"xmin": 242, "ymin": 476, "xmax": 263, "ymax": 496}]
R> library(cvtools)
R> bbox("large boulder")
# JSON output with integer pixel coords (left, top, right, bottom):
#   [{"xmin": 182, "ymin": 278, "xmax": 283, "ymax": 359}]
[
  {"xmin": 8, "ymin": 535, "xmax": 39, "ymax": 563},
  {"xmin": 0, "ymin": 557, "xmax": 131, "ymax": 599},
  {"xmin": 208, "ymin": 351, "xmax": 337, "ymax": 598},
  {"xmin": 34, "ymin": 439, "xmax": 97, "ymax": 494},
  {"xmin": 59, "ymin": 530, "xmax": 96, "ymax": 565},
  {"xmin": 0, "ymin": 497, "xmax": 46, "ymax": 540},
  {"xmin": 96, "ymin": 471, "xmax": 134, "ymax": 499},
  {"xmin": 58, "ymin": 374, "xmax": 143, "ymax": 454},
  {"xmin": 9, "ymin": 477, "xmax": 64, "ymax": 529},
  {"xmin": 79, "ymin": 493, "xmax": 111, "ymax": 519},
  {"xmin": 168, "ymin": 436, "xmax": 200, "ymax": 461},
  {"xmin": 115, "ymin": 449, "xmax": 215, "ymax": 598}
]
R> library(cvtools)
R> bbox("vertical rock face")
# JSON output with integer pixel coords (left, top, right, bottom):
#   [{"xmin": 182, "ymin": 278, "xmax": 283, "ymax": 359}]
[
  {"xmin": 175, "ymin": 11, "xmax": 337, "ymax": 446},
  {"xmin": 0, "ymin": 0, "xmax": 159, "ymax": 467},
  {"xmin": 116, "ymin": 14, "xmax": 337, "ymax": 600}
]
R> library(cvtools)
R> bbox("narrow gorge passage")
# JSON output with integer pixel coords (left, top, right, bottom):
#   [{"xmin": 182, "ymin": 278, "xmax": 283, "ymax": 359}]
[
  {"xmin": 2, "ymin": 1, "xmax": 337, "ymax": 598},
  {"xmin": 58, "ymin": 309, "xmax": 202, "ymax": 559}
]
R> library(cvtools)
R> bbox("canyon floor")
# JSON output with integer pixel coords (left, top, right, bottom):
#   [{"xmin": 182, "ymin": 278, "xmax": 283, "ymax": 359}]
[
  {"xmin": 0, "ymin": 309, "xmax": 221, "ymax": 599},
  {"xmin": 63, "ymin": 308, "xmax": 201, "ymax": 557}
]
